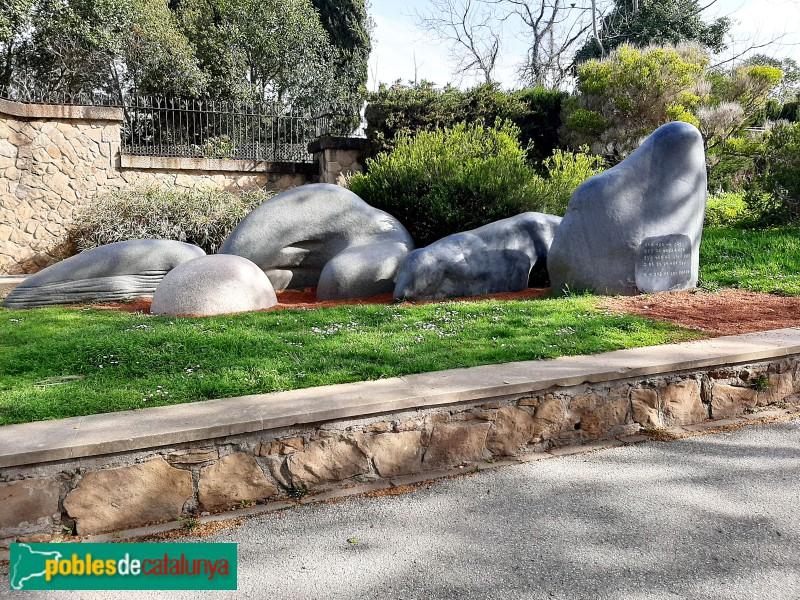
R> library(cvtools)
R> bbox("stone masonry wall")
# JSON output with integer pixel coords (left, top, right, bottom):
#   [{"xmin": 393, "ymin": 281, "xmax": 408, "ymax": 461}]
[
  {"xmin": 2, "ymin": 356, "xmax": 798, "ymax": 541},
  {"xmin": 0, "ymin": 101, "xmax": 313, "ymax": 274}
]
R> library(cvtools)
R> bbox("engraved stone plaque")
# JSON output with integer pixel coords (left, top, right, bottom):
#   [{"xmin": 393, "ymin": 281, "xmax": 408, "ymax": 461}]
[{"xmin": 635, "ymin": 234, "xmax": 692, "ymax": 293}]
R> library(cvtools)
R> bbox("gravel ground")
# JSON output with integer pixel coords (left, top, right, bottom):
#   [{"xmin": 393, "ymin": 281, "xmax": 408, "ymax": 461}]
[{"xmin": 3, "ymin": 419, "xmax": 799, "ymax": 600}]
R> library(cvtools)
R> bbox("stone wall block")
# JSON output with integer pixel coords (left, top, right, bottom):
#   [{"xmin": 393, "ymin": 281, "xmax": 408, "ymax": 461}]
[
  {"xmin": 575, "ymin": 389, "xmax": 629, "ymax": 439},
  {"xmin": 534, "ymin": 394, "xmax": 567, "ymax": 423},
  {"xmin": 166, "ymin": 448, "xmax": 218, "ymax": 465},
  {"xmin": 757, "ymin": 372, "xmax": 795, "ymax": 406},
  {"xmin": 631, "ymin": 388, "xmax": 662, "ymax": 428},
  {"xmin": 0, "ymin": 478, "xmax": 61, "ymax": 537},
  {"xmin": 422, "ymin": 422, "xmax": 492, "ymax": 469},
  {"xmin": 198, "ymin": 453, "xmax": 278, "ymax": 511},
  {"xmin": 368, "ymin": 431, "xmax": 423, "ymax": 477},
  {"xmin": 286, "ymin": 435, "xmax": 370, "ymax": 488},
  {"xmin": 659, "ymin": 379, "xmax": 706, "ymax": 426},
  {"xmin": 258, "ymin": 437, "xmax": 305, "ymax": 456},
  {"xmin": 711, "ymin": 384, "xmax": 757, "ymax": 419},
  {"xmin": 486, "ymin": 406, "xmax": 543, "ymax": 456},
  {"xmin": 63, "ymin": 457, "xmax": 193, "ymax": 535}
]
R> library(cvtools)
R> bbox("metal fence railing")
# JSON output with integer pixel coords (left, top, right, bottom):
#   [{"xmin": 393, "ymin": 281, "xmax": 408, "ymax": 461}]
[
  {"xmin": 122, "ymin": 97, "xmax": 319, "ymax": 163},
  {"xmin": 0, "ymin": 86, "xmax": 362, "ymax": 164}
]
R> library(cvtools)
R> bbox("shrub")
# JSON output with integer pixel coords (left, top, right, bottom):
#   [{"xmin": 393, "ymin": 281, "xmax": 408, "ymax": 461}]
[
  {"xmin": 745, "ymin": 121, "xmax": 800, "ymax": 225},
  {"xmin": 704, "ymin": 192, "xmax": 750, "ymax": 227},
  {"xmin": 69, "ymin": 187, "xmax": 271, "ymax": 254},
  {"xmin": 347, "ymin": 121, "xmax": 536, "ymax": 247},
  {"xmin": 524, "ymin": 148, "xmax": 606, "ymax": 215},
  {"xmin": 364, "ymin": 82, "xmax": 567, "ymax": 163}
]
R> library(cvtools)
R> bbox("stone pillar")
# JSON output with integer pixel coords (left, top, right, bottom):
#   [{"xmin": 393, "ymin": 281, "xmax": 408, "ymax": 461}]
[{"xmin": 308, "ymin": 136, "xmax": 369, "ymax": 185}]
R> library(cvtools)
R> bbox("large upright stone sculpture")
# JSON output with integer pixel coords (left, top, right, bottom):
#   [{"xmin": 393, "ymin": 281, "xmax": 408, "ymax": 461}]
[
  {"xmin": 219, "ymin": 184, "xmax": 414, "ymax": 299},
  {"xmin": 3, "ymin": 240, "xmax": 205, "ymax": 308},
  {"xmin": 394, "ymin": 212, "xmax": 562, "ymax": 301},
  {"xmin": 547, "ymin": 121, "xmax": 707, "ymax": 296}
]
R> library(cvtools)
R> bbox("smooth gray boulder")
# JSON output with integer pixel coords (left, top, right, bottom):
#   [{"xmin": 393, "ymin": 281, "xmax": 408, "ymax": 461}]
[
  {"xmin": 150, "ymin": 254, "xmax": 277, "ymax": 316},
  {"xmin": 394, "ymin": 212, "xmax": 562, "ymax": 301},
  {"xmin": 219, "ymin": 184, "xmax": 414, "ymax": 297},
  {"xmin": 547, "ymin": 121, "xmax": 707, "ymax": 296},
  {"xmin": 317, "ymin": 242, "xmax": 410, "ymax": 300},
  {"xmin": 3, "ymin": 240, "xmax": 205, "ymax": 309}
]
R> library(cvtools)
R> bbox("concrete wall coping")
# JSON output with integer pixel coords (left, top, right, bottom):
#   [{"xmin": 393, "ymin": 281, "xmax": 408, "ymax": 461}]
[
  {"xmin": 0, "ymin": 98, "xmax": 124, "ymax": 121},
  {"xmin": 2, "ymin": 327, "xmax": 799, "ymax": 468},
  {"xmin": 119, "ymin": 154, "xmax": 316, "ymax": 175}
]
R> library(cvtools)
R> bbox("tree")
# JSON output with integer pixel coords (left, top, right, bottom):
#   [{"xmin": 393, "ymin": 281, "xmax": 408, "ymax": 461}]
[
  {"xmin": 0, "ymin": 0, "xmax": 34, "ymax": 88},
  {"xmin": 2, "ymin": 0, "xmax": 371, "ymax": 113},
  {"xmin": 1, "ymin": 0, "xmax": 205, "ymax": 98},
  {"xmin": 574, "ymin": 0, "xmax": 729, "ymax": 63},
  {"xmin": 414, "ymin": 0, "xmax": 502, "ymax": 85},
  {"xmin": 562, "ymin": 43, "xmax": 783, "ymax": 160},
  {"xmin": 415, "ymin": 0, "xmax": 596, "ymax": 89}
]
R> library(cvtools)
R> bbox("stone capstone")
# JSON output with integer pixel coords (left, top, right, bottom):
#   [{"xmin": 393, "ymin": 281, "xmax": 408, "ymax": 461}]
[
  {"xmin": 63, "ymin": 457, "xmax": 193, "ymax": 535},
  {"xmin": 219, "ymin": 183, "xmax": 414, "ymax": 299},
  {"xmin": 394, "ymin": 212, "xmax": 562, "ymax": 301},
  {"xmin": 150, "ymin": 254, "xmax": 277, "ymax": 316},
  {"xmin": 422, "ymin": 422, "xmax": 491, "ymax": 469},
  {"xmin": 0, "ymin": 477, "xmax": 60, "ymax": 536},
  {"xmin": 4, "ymin": 239, "xmax": 205, "ymax": 308},
  {"xmin": 285, "ymin": 436, "xmax": 370, "ymax": 488},
  {"xmin": 548, "ymin": 121, "xmax": 707, "ymax": 295},
  {"xmin": 368, "ymin": 431, "xmax": 423, "ymax": 478},
  {"xmin": 198, "ymin": 453, "xmax": 277, "ymax": 511}
]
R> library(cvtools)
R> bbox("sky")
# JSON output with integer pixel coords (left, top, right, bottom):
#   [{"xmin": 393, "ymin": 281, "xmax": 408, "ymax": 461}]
[{"xmin": 366, "ymin": 0, "xmax": 800, "ymax": 90}]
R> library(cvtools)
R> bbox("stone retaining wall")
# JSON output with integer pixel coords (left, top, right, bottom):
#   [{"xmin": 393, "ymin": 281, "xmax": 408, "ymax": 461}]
[
  {"xmin": 1, "ymin": 101, "xmax": 366, "ymax": 275},
  {"xmin": 2, "ymin": 355, "xmax": 798, "ymax": 543}
]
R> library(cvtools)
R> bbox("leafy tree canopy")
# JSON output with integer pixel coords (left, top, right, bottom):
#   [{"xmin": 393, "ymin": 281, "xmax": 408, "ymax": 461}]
[
  {"xmin": 575, "ymin": 0, "xmax": 729, "ymax": 65},
  {"xmin": 1, "ymin": 0, "xmax": 369, "ymax": 111},
  {"xmin": 563, "ymin": 43, "xmax": 782, "ymax": 161}
]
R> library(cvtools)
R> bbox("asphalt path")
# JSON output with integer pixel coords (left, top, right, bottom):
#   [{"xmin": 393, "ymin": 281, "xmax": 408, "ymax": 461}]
[{"xmin": 4, "ymin": 419, "xmax": 799, "ymax": 599}]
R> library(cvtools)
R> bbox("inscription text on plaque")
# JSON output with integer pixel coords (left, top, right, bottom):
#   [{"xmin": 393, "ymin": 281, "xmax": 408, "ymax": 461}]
[{"xmin": 635, "ymin": 234, "xmax": 692, "ymax": 293}]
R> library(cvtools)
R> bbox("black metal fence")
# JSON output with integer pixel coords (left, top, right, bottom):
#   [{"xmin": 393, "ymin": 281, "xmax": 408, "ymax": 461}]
[
  {"xmin": 0, "ymin": 86, "xmax": 360, "ymax": 163},
  {"xmin": 123, "ymin": 97, "xmax": 321, "ymax": 163}
]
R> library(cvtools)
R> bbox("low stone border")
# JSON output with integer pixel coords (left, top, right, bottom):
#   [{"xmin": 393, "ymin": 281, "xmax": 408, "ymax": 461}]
[{"xmin": 1, "ymin": 328, "xmax": 799, "ymax": 544}]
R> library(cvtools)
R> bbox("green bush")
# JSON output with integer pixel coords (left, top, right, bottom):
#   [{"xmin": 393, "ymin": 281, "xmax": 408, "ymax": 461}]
[
  {"xmin": 524, "ymin": 148, "xmax": 606, "ymax": 215},
  {"xmin": 745, "ymin": 121, "xmax": 800, "ymax": 225},
  {"xmin": 347, "ymin": 121, "xmax": 536, "ymax": 247},
  {"xmin": 364, "ymin": 82, "xmax": 567, "ymax": 163},
  {"xmin": 704, "ymin": 192, "xmax": 750, "ymax": 227},
  {"xmin": 69, "ymin": 187, "xmax": 271, "ymax": 254}
]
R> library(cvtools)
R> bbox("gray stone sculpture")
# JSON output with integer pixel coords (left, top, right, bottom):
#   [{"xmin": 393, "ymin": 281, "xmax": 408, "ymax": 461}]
[
  {"xmin": 3, "ymin": 240, "xmax": 205, "ymax": 309},
  {"xmin": 547, "ymin": 121, "xmax": 707, "ymax": 296},
  {"xmin": 219, "ymin": 183, "xmax": 414, "ymax": 299},
  {"xmin": 317, "ymin": 241, "xmax": 410, "ymax": 300},
  {"xmin": 394, "ymin": 212, "xmax": 562, "ymax": 301},
  {"xmin": 150, "ymin": 254, "xmax": 277, "ymax": 316}
]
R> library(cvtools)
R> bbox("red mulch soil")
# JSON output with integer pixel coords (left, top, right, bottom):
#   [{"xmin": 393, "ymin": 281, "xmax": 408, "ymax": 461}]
[
  {"xmin": 602, "ymin": 289, "xmax": 800, "ymax": 336},
  {"xmin": 84, "ymin": 287, "xmax": 800, "ymax": 336}
]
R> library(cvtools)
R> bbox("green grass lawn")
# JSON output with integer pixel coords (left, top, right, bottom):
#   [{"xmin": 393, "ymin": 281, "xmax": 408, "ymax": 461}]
[
  {"xmin": 0, "ymin": 296, "xmax": 699, "ymax": 425},
  {"xmin": 700, "ymin": 226, "xmax": 800, "ymax": 295},
  {"xmin": 3, "ymin": 225, "xmax": 798, "ymax": 427}
]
